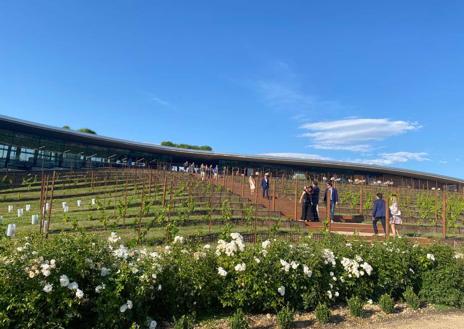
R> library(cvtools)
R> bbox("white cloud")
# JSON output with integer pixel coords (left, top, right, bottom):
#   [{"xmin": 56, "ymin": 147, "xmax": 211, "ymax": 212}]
[
  {"xmin": 260, "ymin": 152, "xmax": 331, "ymax": 161},
  {"xmin": 354, "ymin": 152, "xmax": 429, "ymax": 166},
  {"xmin": 300, "ymin": 118, "xmax": 421, "ymax": 152}
]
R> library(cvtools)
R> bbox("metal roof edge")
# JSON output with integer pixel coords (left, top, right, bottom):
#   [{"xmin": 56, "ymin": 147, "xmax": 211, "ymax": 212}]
[{"xmin": 1, "ymin": 114, "xmax": 462, "ymax": 184}]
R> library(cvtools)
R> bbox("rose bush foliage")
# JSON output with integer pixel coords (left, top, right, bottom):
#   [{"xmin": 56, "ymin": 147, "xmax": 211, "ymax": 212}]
[{"xmin": 0, "ymin": 232, "xmax": 463, "ymax": 328}]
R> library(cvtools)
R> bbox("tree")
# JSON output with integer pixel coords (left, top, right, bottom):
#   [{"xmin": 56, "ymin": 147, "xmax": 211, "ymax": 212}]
[
  {"xmin": 77, "ymin": 128, "xmax": 97, "ymax": 135},
  {"xmin": 160, "ymin": 141, "xmax": 213, "ymax": 151}
]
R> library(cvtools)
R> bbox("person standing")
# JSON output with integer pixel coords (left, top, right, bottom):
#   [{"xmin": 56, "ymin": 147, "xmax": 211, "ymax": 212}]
[
  {"xmin": 248, "ymin": 175, "xmax": 256, "ymax": 194},
  {"xmin": 310, "ymin": 181, "xmax": 320, "ymax": 221},
  {"xmin": 323, "ymin": 181, "xmax": 338, "ymax": 222},
  {"xmin": 299, "ymin": 186, "xmax": 312, "ymax": 221},
  {"xmin": 389, "ymin": 194, "xmax": 402, "ymax": 237},
  {"xmin": 261, "ymin": 173, "xmax": 270, "ymax": 199},
  {"xmin": 372, "ymin": 193, "xmax": 386, "ymax": 235},
  {"xmin": 200, "ymin": 163, "xmax": 206, "ymax": 181}
]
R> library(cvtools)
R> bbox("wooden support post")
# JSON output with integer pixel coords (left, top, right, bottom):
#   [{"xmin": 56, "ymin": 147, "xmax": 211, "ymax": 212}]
[
  {"xmin": 434, "ymin": 189, "xmax": 438, "ymax": 225},
  {"xmin": 241, "ymin": 174, "xmax": 245, "ymax": 197},
  {"xmin": 162, "ymin": 173, "xmax": 167, "ymax": 207},
  {"xmin": 385, "ymin": 197, "xmax": 390, "ymax": 238},
  {"xmin": 326, "ymin": 187, "xmax": 331, "ymax": 231},
  {"xmin": 148, "ymin": 169, "xmax": 153, "ymax": 195},
  {"xmin": 359, "ymin": 185, "xmax": 363, "ymax": 215},
  {"xmin": 442, "ymin": 191, "xmax": 447, "ymax": 239},
  {"xmin": 168, "ymin": 181, "xmax": 173, "ymax": 221},
  {"xmin": 294, "ymin": 180, "xmax": 298, "ymax": 221},
  {"xmin": 272, "ymin": 176, "xmax": 276, "ymax": 212},
  {"xmin": 137, "ymin": 182, "xmax": 145, "ymax": 245},
  {"xmin": 46, "ymin": 171, "xmax": 57, "ymax": 237}
]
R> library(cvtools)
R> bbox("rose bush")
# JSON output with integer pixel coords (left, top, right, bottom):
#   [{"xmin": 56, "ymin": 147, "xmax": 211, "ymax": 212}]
[{"xmin": 0, "ymin": 232, "xmax": 463, "ymax": 328}]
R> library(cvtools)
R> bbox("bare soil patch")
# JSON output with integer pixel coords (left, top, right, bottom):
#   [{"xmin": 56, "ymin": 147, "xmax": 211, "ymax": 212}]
[{"xmin": 196, "ymin": 305, "xmax": 464, "ymax": 329}]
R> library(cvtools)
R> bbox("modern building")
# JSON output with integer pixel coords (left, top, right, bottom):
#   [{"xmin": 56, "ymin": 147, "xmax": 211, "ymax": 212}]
[{"xmin": 0, "ymin": 114, "xmax": 462, "ymax": 190}]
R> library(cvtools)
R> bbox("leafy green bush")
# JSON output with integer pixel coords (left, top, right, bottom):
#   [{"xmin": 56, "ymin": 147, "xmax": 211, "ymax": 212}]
[
  {"xmin": 403, "ymin": 287, "xmax": 420, "ymax": 310},
  {"xmin": 379, "ymin": 294, "xmax": 395, "ymax": 313},
  {"xmin": 276, "ymin": 305, "xmax": 294, "ymax": 329},
  {"xmin": 173, "ymin": 314, "xmax": 195, "ymax": 329},
  {"xmin": 347, "ymin": 296, "xmax": 364, "ymax": 317},
  {"xmin": 419, "ymin": 245, "xmax": 464, "ymax": 307},
  {"xmin": 1, "ymin": 231, "xmax": 464, "ymax": 328},
  {"xmin": 229, "ymin": 309, "xmax": 249, "ymax": 329},
  {"xmin": 315, "ymin": 303, "xmax": 330, "ymax": 324}
]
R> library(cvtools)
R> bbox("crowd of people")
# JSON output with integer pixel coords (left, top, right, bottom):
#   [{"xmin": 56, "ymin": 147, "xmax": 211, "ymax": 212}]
[{"xmin": 181, "ymin": 163, "xmax": 403, "ymax": 237}]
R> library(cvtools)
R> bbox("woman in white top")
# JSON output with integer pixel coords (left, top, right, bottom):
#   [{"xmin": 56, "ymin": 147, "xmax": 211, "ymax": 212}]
[
  {"xmin": 389, "ymin": 194, "xmax": 402, "ymax": 237},
  {"xmin": 248, "ymin": 175, "xmax": 256, "ymax": 194}
]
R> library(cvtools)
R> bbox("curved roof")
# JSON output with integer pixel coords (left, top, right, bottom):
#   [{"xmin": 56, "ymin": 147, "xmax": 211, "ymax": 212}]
[{"xmin": 0, "ymin": 114, "xmax": 462, "ymax": 185}]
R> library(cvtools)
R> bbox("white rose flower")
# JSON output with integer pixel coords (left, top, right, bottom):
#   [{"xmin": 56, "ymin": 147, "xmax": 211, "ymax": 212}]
[
  {"xmin": 101, "ymin": 267, "xmax": 111, "ymax": 277},
  {"xmin": 261, "ymin": 240, "xmax": 271, "ymax": 249},
  {"xmin": 173, "ymin": 236, "xmax": 184, "ymax": 244},
  {"xmin": 120, "ymin": 303, "xmax": 128, "ymax": 313},
  {"xmin": 217, "ymin": 267, "xmax": 227, "ymax": 277},
  {"xmin": 127, "ymin": 300, "xmax": 133, "ymax": 309},
  {"xmin": 67, "ymin": 281, "xmax": 79, "ymax": 290},
  {"xmin": 234, "ymin": 263, "xmax": 246, "ymax": 272},
  {"xmin": 75, "ymin": 289, "xmax": 84, "ymax": 299},
  {"xmin": 95, "ymin": 284, "xmax": 105, "ymax": 293},
  {"xmin": 303, "ymin": 265, "xmax": 313, "ymax": 277},
  {"xmin": 43, "ymin": 283, "xmax": 53, "ymax": 293},
  {"xmin": 59, "ymin": 274, "xmax": 70, "ymax": 287},
  {"xmin": 108, "ymin": 232, "xmax": 121, "ymax": 244},
  {"xmin": 277, "ymin": 286, "xmax": 285, "ymax": 296},
  {"xmin": 149, "ymin": 320, "xmax": 157, "ymax": 329}
]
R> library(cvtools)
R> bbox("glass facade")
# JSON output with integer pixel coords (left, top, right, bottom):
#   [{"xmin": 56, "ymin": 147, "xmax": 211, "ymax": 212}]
[{"xmin": 0, "ymin": 120, "xmax": 461, "ymax": 191}]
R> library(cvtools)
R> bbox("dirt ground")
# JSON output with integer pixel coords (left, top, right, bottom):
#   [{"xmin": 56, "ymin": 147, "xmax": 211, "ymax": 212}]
[{"xmin": 196, "ymin": 304, "xmax": 464, "ymax": 329}]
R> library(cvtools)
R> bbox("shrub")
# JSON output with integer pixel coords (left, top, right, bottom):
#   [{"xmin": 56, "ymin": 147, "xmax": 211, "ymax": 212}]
[
  {"xmin": 229, "ymin": 309, "xmax": 249, "ymax": 329},
  {"xmin": 419, "ymin": 245, "xmax": 464, "ymax": 308},
  {"xmin": 315, "ymin": 303, "xmax": 330, "ymax": 324},
  {"xmin": 2, "ymin": 231, "xmax": 464, "ymax": 328},
  {"xmin": 403, "ymin": 287, "xmax": 421, "ymax": 310},
  {"xmin": 347, "ymin": 296, "xmax": 364, "ymax": 317},
  {"xmin": 379, "ymin": 294, "xmax": 395, "ymax": 314},
  {"xmin": 173, "ymin": 314, "xmax": 195, "ymax": 329},
  {"xmin": 276, "ymin": 305, "xmax": 295, "ymax": 329}
]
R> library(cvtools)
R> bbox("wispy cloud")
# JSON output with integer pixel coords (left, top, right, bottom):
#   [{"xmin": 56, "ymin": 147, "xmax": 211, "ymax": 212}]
[
  {"xmin": 260, "ymin": 152, "xmax": 331, "ymax": 161},
  {"xmin": 300, "ymin": 118, "xmax": 421, "ymax": 152},
  {"xmin": 145, "ymin": 92, "xmax": 172, "ymax": 108},
  {"xmin": 253, "ymin": 61, "xmax": 345, "ymax": 118},
  {"xmin": 256, "ymin": 80, "xmax": 313, "ymax": 109},
  {"xmin": 354, "ymin": 152, "xmax": 429, "ymax": 166}
]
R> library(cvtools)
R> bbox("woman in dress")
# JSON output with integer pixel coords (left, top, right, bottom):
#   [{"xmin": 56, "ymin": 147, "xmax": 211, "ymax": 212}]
[
  {"xmin": 389, "ymin": 194, "xmax": 402, "ymax": 237},
  {"xmin": 299, "ymin": 186, "xmax": 312, "ymax": 221},
  {"xmin": 248, "ymin": 175, "xmax": 256, "ymax": 194}
]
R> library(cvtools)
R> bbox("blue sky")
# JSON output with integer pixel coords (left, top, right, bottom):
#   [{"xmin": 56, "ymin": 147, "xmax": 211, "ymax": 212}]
[{"xmin": 0, "ymin": 1, "xmax": 463, "ymax": 178}]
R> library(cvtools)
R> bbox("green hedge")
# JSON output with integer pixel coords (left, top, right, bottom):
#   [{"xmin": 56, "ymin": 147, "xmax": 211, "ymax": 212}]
[{"xmin": 0, "ymin": 233, "xmax": 463, "ymax": 328}]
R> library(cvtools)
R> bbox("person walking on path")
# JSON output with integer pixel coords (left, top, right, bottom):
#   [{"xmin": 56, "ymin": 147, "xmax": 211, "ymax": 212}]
[
  {"xmin": 261, "ymin": 173, "xmax": 270, "ymax": 199},
  {"xmin": 372, "ymin": 192, "xmax": 387, "ymax": 235},
  {"xmin": 248, "ymin": 175, "xmax": 256, "ymax": 194},
  {"xmin": 310, "ymin": 181, "xmax": 320, "ymax": 221},
  {"xmin": 299, "ymin": 186, "xmax": 312, "ymax": 221},
  {"xmin": 389, "ymin": 194, "xmax": 402, "ymax": 237},
  {"xmin": 323, "ymin": 181, "xmax": 338, "ymax": 222}
]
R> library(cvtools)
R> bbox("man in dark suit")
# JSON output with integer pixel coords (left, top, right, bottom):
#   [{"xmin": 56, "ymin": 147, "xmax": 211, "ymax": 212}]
[
  {"xmin": 310, "ymin": 180, "xmax": 320, "ymax": 221},
  {"xmin": 323, "ymin": 181, "xmax": 339, "ymax": 222},
  {"xmin": 261, "ymin": 173, "xmax": 270, "ymax": 199},
  {"xmin": 372, "ymin": 192, "xmax": 386, "ymax": 235}
]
